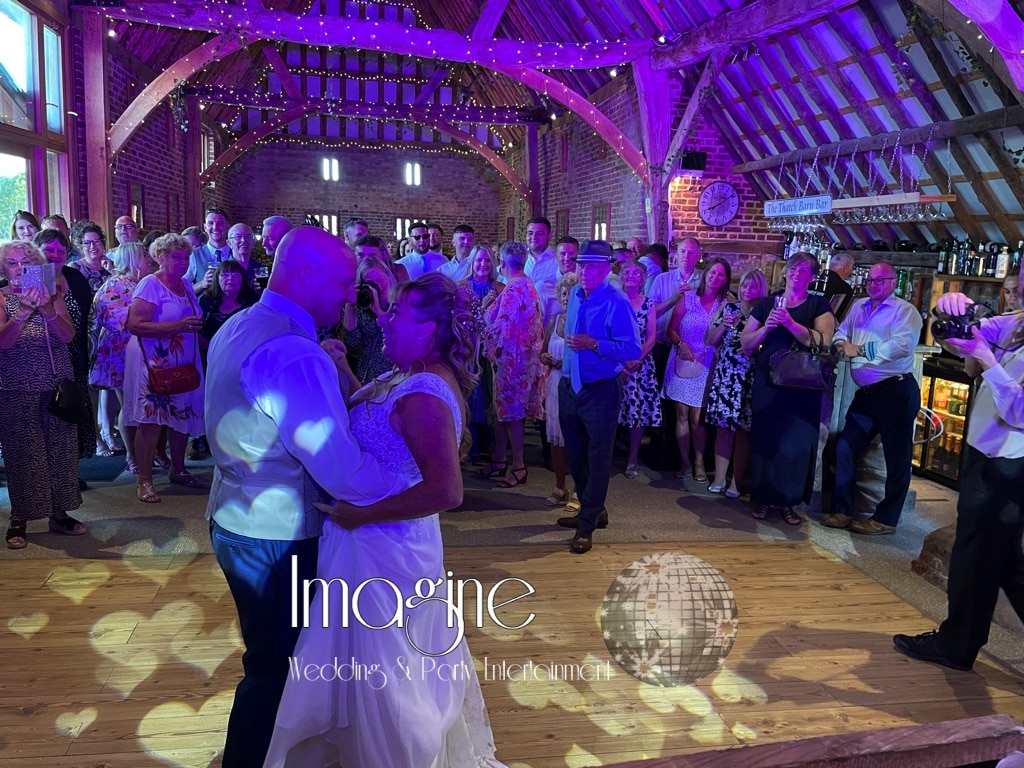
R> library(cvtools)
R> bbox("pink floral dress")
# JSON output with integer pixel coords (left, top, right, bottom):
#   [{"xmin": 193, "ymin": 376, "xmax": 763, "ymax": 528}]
[
  {"xmin": 482, "ymin": 275, "xmax": 544, "ymax": 421},
  {"xmin": 89, "ymin": 274, "xmax": 137, "ymax": 389}
]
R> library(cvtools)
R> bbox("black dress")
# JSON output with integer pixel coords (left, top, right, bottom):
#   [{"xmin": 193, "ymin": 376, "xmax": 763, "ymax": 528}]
[{"xmin": 748, "ymin": 294, "xmax": 833, "ymax": 506}]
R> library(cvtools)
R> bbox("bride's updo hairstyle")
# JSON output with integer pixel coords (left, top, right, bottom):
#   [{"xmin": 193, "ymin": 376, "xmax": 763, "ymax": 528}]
[{"xmin": 393, "ymin": 272, "xmax": 480, "ymax": 399}]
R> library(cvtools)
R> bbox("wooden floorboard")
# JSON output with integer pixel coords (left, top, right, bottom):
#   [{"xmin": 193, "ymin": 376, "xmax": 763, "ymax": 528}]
[{"xmin": 2, "ymin": 540, "xmax": 1022, "ymax": 767}]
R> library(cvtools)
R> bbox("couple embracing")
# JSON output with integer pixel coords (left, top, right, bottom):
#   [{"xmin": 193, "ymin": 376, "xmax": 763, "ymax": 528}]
[{"xmin": 205, "ymin": 226, "xmax": 504, "ymax": 768}]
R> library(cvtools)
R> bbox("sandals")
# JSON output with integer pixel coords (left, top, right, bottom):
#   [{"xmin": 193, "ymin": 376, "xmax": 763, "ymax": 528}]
[
  {"xmin": 137, "ymin": 482, "xmax": 161, "ymax": 503},
  {"xmin": 725, "ymin": 487, "xmax": 741, "ymax": 499},
  {"xmin": 752, "ymin": 505, "xmax": 771, "ymax": 520},
  {"xmin": 708, "ymin": 482, "xmax": 726, "ymax": 494},
  {"xmin": 497, "ymin": 466, "xmax": 528, "ymax": 488},
  {"xmin": 168, "ymin": 470, "xmax": 203, "ymax": 488},
  {"xmin": 624, "ymin": 463, "xmax": 639, "ymax": 479},
  {"xmin": 478, "ymin": 461, "xmax": 507, "ymax": 479},
  {"xmin": 564, "ymin": 493, "xmax": 581, "ymax": 514},
  {"xmin": 545, "ymin": 487, "xmax": 570, "ymax": 507},
  {"xmin": 781, "ymin": 506, "xmax": 802, "ymax": 526},
  {"xmin": 49, "ymin": 515, "xmax": 86, "ymax": 535},
  {"xmin": 153, "ymin": 453, "xmax": 172, "ymax": 470},
  {"xmin": 6, "ymin": 522, "xmax": 27, "ymax": 550},
  {"xmin": 96, "ymin": 445, "xmax": 116, "ymax": 458},
  {"xmin": 125, "ymin": 459, "xmax": 139, "ymax": 475},
  {"xmin": 693, "ymin": 461, "xmax": 708, "ymax": 483},
  {"xmin": 673, "ymin": 465, "xmax": 691, "ymax": 480}
]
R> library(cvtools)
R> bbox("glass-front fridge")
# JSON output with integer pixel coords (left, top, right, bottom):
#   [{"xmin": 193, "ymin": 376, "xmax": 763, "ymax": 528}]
[{"xmin": 912, "ymin": 356, "xmax": 974, "ymax": 489}]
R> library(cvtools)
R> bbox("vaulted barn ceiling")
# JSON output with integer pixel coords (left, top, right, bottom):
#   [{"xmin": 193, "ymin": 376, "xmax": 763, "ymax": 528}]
[{"xmin": 86, "ymin": 0, "xmax": 1024, "ymax": 244}]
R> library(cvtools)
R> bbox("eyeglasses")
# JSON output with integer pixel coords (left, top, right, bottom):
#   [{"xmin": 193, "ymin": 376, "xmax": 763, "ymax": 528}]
[
  {"xmin": 411, "ymin": 234, "xmax": 430, "ymax": 240},
  {"xmin": 864, "ymin": 277, "xmax": 897, "ymax": 285},
  {"xmin": 230, "ymin": 235, "xmax": 254, "ymax": 242},
  {"xmin": 115, "ymin": 224, "xmax": 137, "ymax": 231},
  {"xmin": 81, "ymin": 239, "xmax": 104, "ymax": 248}
]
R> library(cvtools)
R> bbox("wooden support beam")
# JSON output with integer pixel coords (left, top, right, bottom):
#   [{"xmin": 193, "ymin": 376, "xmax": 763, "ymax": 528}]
[
  {"xmin": 108, "ymin": 33, "xmax": 251, "ymax": 156},
  {"xmin": 732, "ymin": 106, "xmax": 1024, "ymax": 174},
  {"xmin": 186, "ymin": 86, "xmax": 539, "ymax": 125},
  {"xmin": 651, "ymin": 0, "xmax": 860, "ymax": 70},
  {"xmin": 633, "ymin": 56, "xmax": 673, "ymax": 243},
  {"xmin": 470, "ymin": 0, "xmax": 510, "ymax": 40},
  {"xmin": 183, "ymin": 95, "xmax": 203, "ymax": 227},
  {"xmin": 525, "ymin": 123, "xmax": 540, "ymax": 215},
  {"xmin": 946, "ymin": 0, "xmax": 1024, "ymax": 92},
  {"xmin": 491, "ymin": 63, "xmax": 651, "ymax": 185},
  {"xmin": 412, "ymin": 67, "xmax": 451, "ymax": 107},
  {"xmin": 262, "ymin": 43, "xmax": 302, "ymax": 100},
  {"xmin": 91, "ymin": 3, "xmax": 652, "ymax": 70},
  {"xmin": 198, "ymin": 101, "xmax": 531, "ymax": 201},
  {"xmin": 665, "ymin": 50, "xmax": 727, "ymax": 173},
  {"xmin": 81, "ymin": 11, "xmax": 113, "ymax": 232}
]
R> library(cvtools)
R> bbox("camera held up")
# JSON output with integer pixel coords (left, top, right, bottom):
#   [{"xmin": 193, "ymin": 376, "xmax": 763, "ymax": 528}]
[{"xmin": 931, "ymin": 301, "xmax": 993, "ymax": 341}]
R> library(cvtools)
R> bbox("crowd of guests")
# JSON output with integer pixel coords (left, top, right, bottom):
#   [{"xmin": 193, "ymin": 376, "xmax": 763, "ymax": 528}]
[{"xmin": 2, "ymin": 205, "xmax": 929, "ymax": 549}]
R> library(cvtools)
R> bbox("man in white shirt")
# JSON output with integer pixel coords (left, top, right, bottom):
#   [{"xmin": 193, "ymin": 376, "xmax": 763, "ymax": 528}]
[
  {"xmin": 823, "ymin": 262, "xmax": 922, "ymax": 535},
  {"xmin": 205, "ymin": 226, "xmax": 411, "ymax": 768},
  {"xmin": 396, "ymin": 221, "xmax": 447, "ymax": 279},
  {"xmin": 186, "ymin": 207, "xmax": 230, "ymax": 290},
  {"xmin": 647, "ymin": 237, "xmax": 702, "ymax": 344},
  {"xmin": 894, "ymin": 288, "xmax": 1024, "ymax": 672},
  {"xmin": 437, "ymin": 224, "xmax": 475, "ymax": 281},
  {"xmin": 523, "ymin": 217, "xmax": 560, "ymax": 327},
  {"xmin": 524, "ymin": 215, "xmax": 555, "ymax": 278},
  {"xmin": 640, "ymin": 242, "xmax": 667, "ymax": 292}
]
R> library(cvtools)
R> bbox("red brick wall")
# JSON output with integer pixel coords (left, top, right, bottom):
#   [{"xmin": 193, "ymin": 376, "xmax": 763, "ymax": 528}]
[
  {"xmin": 213, "ymin": 144, "xmax": 503, "ymax": 246},
  {"xmin": 497, "ymin": 74, "xmax": 785, "ymax": 273}
]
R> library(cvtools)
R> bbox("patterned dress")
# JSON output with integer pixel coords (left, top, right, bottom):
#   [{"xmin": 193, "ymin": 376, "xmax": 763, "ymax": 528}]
[
  {"xmin": 663, "ymin": 291, "xmax": 726, "ymax": 407},
  {"xmin": 619, "ymin": 296, "xmax": 662, "ymax": 428},
  {"xmin": 121, "ymin": 275, "xmax": 205, "ymax": 435},
  {"xmin": 0, "ymin": 295, "xmax": 81, "ymax": 521},
  {"xmin": 466, "ymin": 279, "xmax": 498, "ymax": 428},
  {"xmin": 68, "ymin": 260, "xmax": 111, "ymax": 293},
  {"xmin": 342, "ymin": 306, "xmax": 393, "ymax": 384},
  {"xmin": 705, "ymin": 302, "xmax": 755, "ymax": 432},
  {"xmin": 90, "ymin": 274, "xmax": 137, "ymax": 389},
  {"xmin": 482, "ymin": 275, "xmax": 544, "ymax": 421},
  {"xmin": 545, "ymin": 322, "xmax": 565, "ymax": 445}
]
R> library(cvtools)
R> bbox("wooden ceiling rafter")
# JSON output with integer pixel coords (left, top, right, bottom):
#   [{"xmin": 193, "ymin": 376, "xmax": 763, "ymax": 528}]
[
  {"xmin": 703, "ymin": 105, "xmax": 779, "ymax": 202},
  {"xmin": 665, "ymin": 50, "xmax": 728, "ymax": 172}
]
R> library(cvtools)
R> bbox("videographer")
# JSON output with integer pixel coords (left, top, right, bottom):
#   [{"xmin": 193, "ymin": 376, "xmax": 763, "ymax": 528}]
[
  {"xmin": 893, "ymin": 291, "xmax": 1024, "ymax": 671},
  {"xmin": 340, "ymin": 255, "xmax": 396, "ymax": 385}
]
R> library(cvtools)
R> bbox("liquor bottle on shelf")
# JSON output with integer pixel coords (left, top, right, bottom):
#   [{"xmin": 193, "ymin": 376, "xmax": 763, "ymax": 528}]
[
  {"xmin": 936, "ymin": 246, "xmax": 947, "ymax": 274},
  {"xmin": 985, "ymin": 248, "xmax": 997, "ymax": 278},
  {"xmin": 934, "ymin": 380, "xmax": 949, "ymax": 411},
  {"xmin": 1013, "ymin": 241, "xmax": 1023, "ymax": 273},
  {"xmin": 931, "ymin": 433, "xmax": 949, "ymax": 474},
  {"xmin": 996, "ymin": 246, "xmax": 1010, "ymax": 279}
]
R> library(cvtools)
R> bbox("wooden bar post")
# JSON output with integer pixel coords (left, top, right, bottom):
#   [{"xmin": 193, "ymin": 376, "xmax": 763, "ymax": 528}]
[{"xmin": 80, "ymin": 11, "xmax": 113, "ymax": 231}]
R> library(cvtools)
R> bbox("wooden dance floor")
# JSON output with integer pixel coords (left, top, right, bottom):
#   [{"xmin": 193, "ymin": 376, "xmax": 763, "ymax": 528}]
[{"xmin": 2, "ymin": 540, "xmax": 1024, "ymax": 767}]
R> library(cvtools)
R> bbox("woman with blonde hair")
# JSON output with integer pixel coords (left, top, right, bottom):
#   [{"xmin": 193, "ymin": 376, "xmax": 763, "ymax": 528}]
[
  {"xmin": 91, "ymin": 242, "xmax": 159, "ymax": 470},
  {"xmin": 705, "ymin": 267, "xmax": 768, "ymax": 497},
  {"xmin": 124, "ymin": 233, "xmax": 205, "ymax": 503},
  {"xmin": 266, "ymin": 273, "xmax": 503, "ymax": 767},
  {"xmin": 0, "ymin": 240, "xmax": 83, "ymax": 548}
]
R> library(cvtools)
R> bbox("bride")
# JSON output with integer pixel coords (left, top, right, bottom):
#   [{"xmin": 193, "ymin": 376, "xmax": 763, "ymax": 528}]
[{"xmin": 264, "ymin": 273, "xmax": 505, "ymax": 768}]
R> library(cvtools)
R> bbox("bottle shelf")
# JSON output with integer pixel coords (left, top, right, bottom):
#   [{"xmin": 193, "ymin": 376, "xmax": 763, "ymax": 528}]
[
  {"xmin": 933, "ymin": 275, "xmax": 1005, "ymax": 284},
  {"xmin": 930, "ymin": 407, "xmax": 966, "ymax": 420}
]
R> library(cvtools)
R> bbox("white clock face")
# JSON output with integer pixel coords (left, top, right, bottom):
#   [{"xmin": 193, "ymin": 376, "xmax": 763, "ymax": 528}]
[{"xmin": 698, "ymin": 181, "xmax": 740, "ymax": 227}]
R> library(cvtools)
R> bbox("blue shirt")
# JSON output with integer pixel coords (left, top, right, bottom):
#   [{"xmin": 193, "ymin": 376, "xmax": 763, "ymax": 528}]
[{"xmin": 562, "ymin": 279, "xmax": 642, "ymax": 391}]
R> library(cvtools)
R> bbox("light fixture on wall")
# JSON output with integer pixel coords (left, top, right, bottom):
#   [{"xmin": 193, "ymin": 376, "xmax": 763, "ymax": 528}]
[{"xmin": 655, "ymin": 29, "xmax": 681, "ymax": 46}]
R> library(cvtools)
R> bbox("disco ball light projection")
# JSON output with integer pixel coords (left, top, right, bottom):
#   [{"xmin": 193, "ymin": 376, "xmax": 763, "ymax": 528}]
[{"xmin": 602, "ymin": 552, "xmax": 738, "ymax": 686}]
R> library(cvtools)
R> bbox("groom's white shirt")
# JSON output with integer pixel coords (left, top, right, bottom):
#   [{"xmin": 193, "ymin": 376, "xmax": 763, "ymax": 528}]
[{"xmin": 205, "ymin": 288, "xmax": 409, "ymax": 540}]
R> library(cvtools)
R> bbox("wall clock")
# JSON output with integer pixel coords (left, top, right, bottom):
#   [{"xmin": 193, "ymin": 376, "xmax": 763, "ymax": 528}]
[{"xmin": 697, "ymin": 180, "xmax": 740, "ymax": 227}]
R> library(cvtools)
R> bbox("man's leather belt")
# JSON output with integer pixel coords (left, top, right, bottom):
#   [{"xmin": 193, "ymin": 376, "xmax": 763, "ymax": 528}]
[{"xmin": 859, "ymin": 372, "xmax": 913, "ymax": 393}]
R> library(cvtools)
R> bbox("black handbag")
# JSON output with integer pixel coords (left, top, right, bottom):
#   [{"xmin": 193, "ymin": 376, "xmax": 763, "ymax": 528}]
[
  {"xmin": 44, "ymin": 322, "xmax": 88, "ymax": 424},
  {"xmin": 769, "ymin": 328, "xmax": 837, "ymax": 391}
]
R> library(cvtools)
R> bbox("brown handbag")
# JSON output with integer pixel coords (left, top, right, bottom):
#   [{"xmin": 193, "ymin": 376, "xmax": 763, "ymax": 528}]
[
  {"xmin": 768, "ymin": 328, "xmax": 837, "ymax": 391},
  {"xmin": 137, "ymin": 289, "xmax": 202, "ymax": 396}
]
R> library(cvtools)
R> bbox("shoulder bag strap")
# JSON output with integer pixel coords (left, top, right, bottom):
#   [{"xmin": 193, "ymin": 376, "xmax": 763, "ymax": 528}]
[{"xmin": 135, "ymin": 281, "xmax": 200, "ymax": 368}]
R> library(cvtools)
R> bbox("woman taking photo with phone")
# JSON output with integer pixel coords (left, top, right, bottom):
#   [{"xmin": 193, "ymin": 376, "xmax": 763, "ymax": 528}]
[{"xmin": 0, "ymin": 240, "xmax": 84, "ymax": 549}]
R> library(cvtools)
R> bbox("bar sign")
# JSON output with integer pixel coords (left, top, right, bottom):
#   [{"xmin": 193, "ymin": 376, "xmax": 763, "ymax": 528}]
[{"xmin": 764, "ymin": 195, "xmax": 833, "ymax": 218}]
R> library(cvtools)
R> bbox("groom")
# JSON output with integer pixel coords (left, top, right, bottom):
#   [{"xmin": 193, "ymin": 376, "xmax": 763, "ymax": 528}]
[{"xmin": 205, "ymin": 226, "xmax": 410, "ymax": 768}]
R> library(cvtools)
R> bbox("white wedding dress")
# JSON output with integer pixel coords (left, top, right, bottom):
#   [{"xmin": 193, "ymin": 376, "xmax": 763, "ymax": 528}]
[{"xmin": 264, "ymin": 372, "xmax": 505, "ymax": 768}]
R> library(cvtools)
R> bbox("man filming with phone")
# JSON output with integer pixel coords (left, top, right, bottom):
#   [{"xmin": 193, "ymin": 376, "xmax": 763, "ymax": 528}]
[{"xmin": 893, "ymin": 291, "xmax": 1024, "ymax": 671}]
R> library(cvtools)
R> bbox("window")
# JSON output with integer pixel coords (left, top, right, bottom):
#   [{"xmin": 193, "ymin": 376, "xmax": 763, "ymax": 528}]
[
  {"xmin": 0, "ymin": 151, "xmax": 29, "ymax": 216},
  {"xmin": 45, "ymin": 149, "xmax": 66, "ymax": 216},
  {"xmin": 591, "ymin": 203, "xmax": 610, "ymax": 241},
  {"xmin": 202, "ymin": 129, "xmax": 216, "ymax": 173},
  {"xmin": 395, "ymin": 217, "xmax": 411, "ymax": 240},
  {"xmin": 321, "ymin": 157, "xmax": 339, "ymax": 182},
  {"xmin": 315, "ymin": 213, "xmax": 338, "ymax": 235},
  {"xmin": 506, "ymin": 217, "xmax": 515, "ymax": 240},
  {"xmin": 555, "ymin": 209, "xmax": 569, "ymax": 237},
  {"xmin": 0, "ymin": 0, "xmax": 34, "ymax": 131},
  {"xmin": 130, "ymin": 182, "xmax": 144, "ymax": 228},
  {"xmin": 403, "ymin": 161, "xmax": 421, "ymax": 186},
  {"xmin": 42, "ymin": 24, "xmax": 62, "ymax": 133}
]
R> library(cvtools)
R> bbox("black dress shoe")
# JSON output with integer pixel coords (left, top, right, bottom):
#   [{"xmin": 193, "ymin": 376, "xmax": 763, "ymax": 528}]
[
  {"xmin": 892, "ymin": 630, "xmax": 973, "ymax": 671},
  {"xmin": 557, "ymin": 509, "xmax": 608, "ymax": 529},
  {"xmin": 570, "ymin": 531, "xmax": 592, "ymax": 554}
]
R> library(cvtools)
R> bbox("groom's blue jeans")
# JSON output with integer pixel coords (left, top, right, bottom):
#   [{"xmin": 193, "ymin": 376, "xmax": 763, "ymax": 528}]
[{"xmin": 211, "ymin": 521, "xmax": 319, "ymax": 768}]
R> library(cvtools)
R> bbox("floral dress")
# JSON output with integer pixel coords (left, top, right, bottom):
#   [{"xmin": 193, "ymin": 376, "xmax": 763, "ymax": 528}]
[
  {"xmin": 663, "ymin": 291, "xmax": 725, "ymax": 407},
  {"xmin": 90, "ymin": 274, "xmax": 137, "ymax": 389},
  {"xmin": 619, "ymin": 296, "xmax": 662, "ymax": 428},
  {"xmin": 121, "ymin": 274, "xmax": 205, "ymax": 435},
  {"xmin": 482, "ymin": 275, "xmax": 544, "ymax": 421},
  {"xmin": 704, "ymin": 302, "xmax": 755, "ymax": 432}
]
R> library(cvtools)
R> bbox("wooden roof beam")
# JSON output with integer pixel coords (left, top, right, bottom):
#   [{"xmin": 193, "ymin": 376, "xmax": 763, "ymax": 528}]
[
  {"xmin": 469, "ymin": 0, "xmax": 510, "ymax": 41},
  {"xmin": 186, "ymin": 87, "xmax": 542, "ymax": 124},
  {"xmin": 732, "ymin": 106, "xmax": 1024, "ymax": 173},
  {"xmin": 650, "ymin": 0, "xmax": 860, "ymax": 70},
  {"xmin": 664, "ymin": 50, "xmax": 727, "ymax": 172},
  {"xmin": 945, "ymin": 0, "xmax": 1024, "ymax": 92},
  {"xmin": 198, "ymin": 101, "xmax": 531, "ymax": 200},
  {"xmin": 91, "ymin": 3, "xmax": 652, "ymax": 69},
  {"xmin": 262, "ymin": 43, "xmax": 302, "ymax": 100}
]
